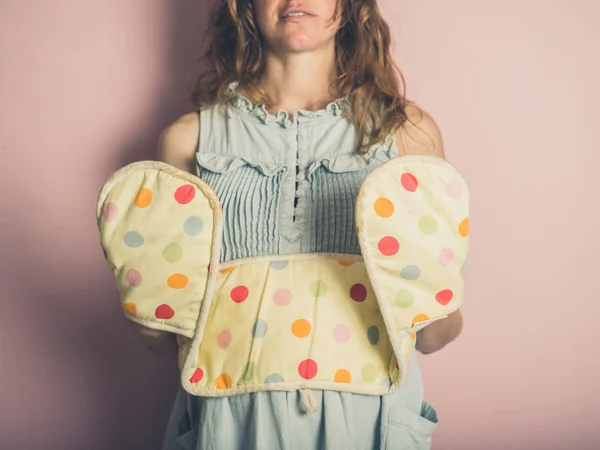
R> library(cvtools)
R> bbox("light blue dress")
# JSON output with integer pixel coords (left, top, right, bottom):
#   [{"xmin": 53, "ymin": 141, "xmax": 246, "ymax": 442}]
[{"xmin": 162, "ymin": 84, "xmax": 439, "ymax": 450}]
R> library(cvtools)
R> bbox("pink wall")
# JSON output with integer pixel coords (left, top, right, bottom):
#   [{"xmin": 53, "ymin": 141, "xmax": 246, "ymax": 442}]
[{"xmin": 1, "ymin": 1, "xmax": 598, "ymax": 449}]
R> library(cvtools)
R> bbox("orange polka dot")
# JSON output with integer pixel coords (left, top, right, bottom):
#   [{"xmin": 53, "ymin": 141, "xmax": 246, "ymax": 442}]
[
  {"xmin": 123, "ymin": 302, "xmax": 137, "ymax": 316},
  {"xmin": 220, "ymin": 267, "xmax": 235, "ymax": 274},
  {"xmin": 410, "ymin": 333, "xmax": 417, "ymax": 342},
  {"xmin": 135, "ymin": 188, "xmax": 152, "ymax": 208},
  {"xmin": 412, "ymin": 314, "xmax": 430, "ymax": 327},
  {"xmin": 458, "ymin": 218, "xmax": 469, "ymax": 237},
  {"xmin": 168, "ymin": 274, "xmax": 189, "ymax": 289},
  {"xmin": 334, "ymin": 369, "xmax": 352, "ymax": 383},
  {"xmin": 374, "ymin": 197, "xmax": 394, "ymax": 218},
  {"xmin": 292, "ymin": 319, "xmax": 312, "ymax": 338},
  {"xmin": 338, "ymin": 260, "xmax": 354, "ymax": 267},
  {"xmin": 215, "ymin": 373, "xmax": 232, "ymax": 390}
]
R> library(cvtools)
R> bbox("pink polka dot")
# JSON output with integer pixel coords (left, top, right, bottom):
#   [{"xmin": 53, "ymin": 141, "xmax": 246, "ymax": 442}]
[
  {"xmin": 298, "ymin": 359, "xmax": 318, "ymax": 380},
  {"xmin": 103, "ymin": 203, "xmax": 118, "ymax": 222},
  {"xmin": 155, "ymin": 304, "xmax": 175, "ymax": 319},
  {"xmin": 273, "ymin": 288, "xmax": 292, "ymax": 306},
  {"xmin": 439, "ymin": 248, "xmax": 454, "ymax": 266},
  {"xmin": 350, "ymin": 283, "xmax": 367, "ymax": 302},
  {"xmin": 125, "ymin": 269, "xmax": 142, "ymax": 287},
  {"xmin": 401, "ymin": 173, "xmax": 418, "ymax": 192},
  {"xmin": 446, "ymin": 179, "xmax": 463, "ymax": 199},
  {"xmin": 230, "ymin": 286, "xmax": 249, "ymax": 303},
  {"xmin": 435, "ymin": 289, "xmax": 454, "ymax": 305},
  {"xmin": 333, "ymin": 324, "xmax": 351, "ymax": 343},
  {"xmin": 378, "ymin": 237, "xmax": 400, "ymax": 256},
  {"xmin": 174, "ymin": 185, "xmax": 196, "ymax": 204},
  {"xmin": 217, "ymin": 330, "xmax": 232, "ymax": 349},
  {"xmin": 190, "ymin": 368, "xmax": 204, "ymax": 383}
]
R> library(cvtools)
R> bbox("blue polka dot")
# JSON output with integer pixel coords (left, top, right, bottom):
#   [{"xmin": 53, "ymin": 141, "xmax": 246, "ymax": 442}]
[
  {"xmin": 265, "ymin": 373, "xmax": 284, "ymax": 383},
  {"xmin": 380, "ymin": 377, "xmax": 392, "ymax": 387},
  {"xmin": 123, "ymin": 231, "xmax": 144, "ymax": 248},
  {"xmin": 252, "ymin": 319, "xmax": 268, "ymax": 338},
  {"xmin": 367, "ymin": 326, "xmax": 379, "ymax": 345},
  {"xmin": 184, "ymin": 216, "xmax": 204, "ymax": 236},
  {"xmin": 270, "ymin": 260, "xmax": 288, "ymax": 270},
  {"xmin": 401, "ymin": 265, "xmax": 421, "ymax": 280}
]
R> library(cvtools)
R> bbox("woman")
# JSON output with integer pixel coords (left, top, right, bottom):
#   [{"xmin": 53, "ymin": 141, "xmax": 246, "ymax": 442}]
[{"xmin": 139, "ymin": 0, "xmax": 463, "ymax": 448}]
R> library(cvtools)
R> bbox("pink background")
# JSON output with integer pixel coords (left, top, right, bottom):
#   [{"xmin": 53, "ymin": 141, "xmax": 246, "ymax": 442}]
[{"xmin": 1, "ymin": 1, "xmax": 598, "ymax": 449}]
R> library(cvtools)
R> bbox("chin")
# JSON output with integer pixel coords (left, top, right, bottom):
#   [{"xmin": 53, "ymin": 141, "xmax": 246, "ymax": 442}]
[{"xmin": 277, "ymin": 35, "xmax": 334, "ymax": 54}]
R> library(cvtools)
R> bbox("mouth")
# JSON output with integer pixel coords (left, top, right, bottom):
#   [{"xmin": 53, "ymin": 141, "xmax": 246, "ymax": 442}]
[{"xmin": 280, "ymin": 10, "xmax": 314, "ymax": 19}]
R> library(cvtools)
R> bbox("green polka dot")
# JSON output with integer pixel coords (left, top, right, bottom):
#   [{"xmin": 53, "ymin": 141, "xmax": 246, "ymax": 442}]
[
  {"xmin": 419, "ymin": 216, "xmax": 438, "ymax": 235},
  {"xmin": 309, "ymin": 280, "xmax": 328, "ymax": 298},
  {"xmin": 395, "ymin": 290, "xmax": 415, "ymax": 308},
  {"xmin": 163, "ymin": 243, "xmax": 183, "ymax": 262},
  {"xmin": 362, "ymin": 363, "xmax": 377, "ymax": 383},
  {"xmin": 242, "ymin": 362, "xmax": 257, "ymax": 381}
]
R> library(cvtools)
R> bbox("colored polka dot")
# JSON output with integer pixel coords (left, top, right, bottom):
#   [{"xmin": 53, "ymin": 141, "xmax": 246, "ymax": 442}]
[
  {"xmin": 183, "ymin": 216, "xmax": 204, "ymax": 236},
  {"xmin": 350, "ymin": 283, "xmax": 367, "ymax": 302},
  {"xmin": 418, "ymin": 216, "xmax": 438, "ymax": 235},
  {"xmin": 163, "ymin": 243, "xmax": 183, "ymax": 263},
  {"xmin": 175, "ymin": 184, "xmax": 196, "ymax": 204},
  {"xmin": 459, "ymin": 218, "xmax": 470, "ymax": 237},
  {"xmin": 367, "ymin": 326, "xmax": 380, "ymax": 345},
  {"xmin": 380, "ymin": 378, "xmax": 392, "ymax": 387},
  {"xmin": 374, "ymin": 197, "xmax": 394, "ymax": 218},
  {"xmin": 220, "ymin": 267, "xmax": 234, "ymax": 274},
  {"xmin": 230, "ymin": 285, "xmax": 249, "ymax": 303},
  {"xmin": 439, "ymin": 248, "xmax": 454, "ymax": 266},
  {"xmin": 167, "ymin": 274, "xmax": 189, "ymax": 289},
  {"xmin": 125, "ymin": 269, "xmax": 142, "ymax": 287},
  {"xmin": 292, "ymin": 319, "xmax": 312, "ymax": 338},
  {"xmin": 401, "ymin": 265, "xmax": 421, "ymax": 280},
  {"xmin": 273, "ymin": 288, "xmax": 292, "ymax": 306},
  {"xmin": 135, "ymin": 188, "xmax": 152, "ymax": 208},
  {"xmin": 334, "ymin": 369, "xmax": 352, "ymax": 383},
  {"xmin": 338, "ymin": 260, "xmax": 354, "ymax": 267},
  {"xmin": 395, "ymin": 289, "xmax": 415, "ymax": 308},
  {"xmin": 155, "ymin": 304, "xmax": 175, "ymax": 319},
  {"xmin": 333, "ymin": 324, "xmax": 351, "ymax": 343},
  {"xmin": 309, "ymin": 280, "xmax": 328, "ymax": 298},
  {"xmin": 436, "ymin": 289, "xmax": 454, "ymax": 305},
  {"xmin": 215, "ymin": 373, "xmax": 232, "ymax": 390},
  {"xmin": 270, "ymin": 260, "xmax": 288, "ymax": 270},
  {"xmin": 123, "ymin": 302, "xmax": 137, "ymax": 316},
  {"xmin": 378, "ymin": 236, "xmax": 399, "ymax": 256},
  {"xmin": 410, "ymin": 333, "xmax": 417, "ymax": 342},
  {"xmin": 412, "ymin": 314, "xmax": 430, "ymax": 327},
  {"xmin": 265, "ymin": 373, "xmax": 284, "ymax": 383},
  {"xmin": 298, "ymin": 359, "xmax": 318, "ymax": 380},
  {"xmin": 190, "ymin": 368, "xmax": 204, "ymax": 383},
  {"xmin": 103, "ymin": 203, "xmax": 118, "ymax": 222},
  {"xmin": 242, "ymin": 362, "xmax": 257, "ymax": 381},
  {"xmin": 252, "ymin": 319, "xmax": 268, "ymax": 338},
  {"xmin": 401, "ymin": 173, "xmax": 418, "ymax": 192},
  {"xmin": 361, "ymin": 363, "xmax": 377, "ymax": 383},
  {"xmin": 123, "ymin": 231, "xmax": 144, "ymax": 248},
  {"xmin": 217, "ymin": 330, "xmax": 232, "ymax": 349},
  {"xmin": 446, "ymin": 179, "xmax": 463, "ymax": 199}
]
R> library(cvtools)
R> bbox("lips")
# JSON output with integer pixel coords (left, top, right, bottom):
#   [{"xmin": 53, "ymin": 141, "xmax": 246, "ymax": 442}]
[{"xmin": 280, "ymin": 9, "xmax": 314, "ymax": 18}]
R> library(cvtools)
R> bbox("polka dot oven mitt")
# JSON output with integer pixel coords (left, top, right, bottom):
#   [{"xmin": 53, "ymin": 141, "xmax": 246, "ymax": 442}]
[
  {"xmin": 356, "ymin": 155, "xmax": 470, "ymax": 338},
  {"xmin": 97, "ymin": 161, "xmax": 222, "ymax": 338}
]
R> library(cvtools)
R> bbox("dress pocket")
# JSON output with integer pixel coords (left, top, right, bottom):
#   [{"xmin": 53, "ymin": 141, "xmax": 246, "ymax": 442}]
[{"xmin": 384, "ymin": 401, "xmax": 439, "ymax": 450}]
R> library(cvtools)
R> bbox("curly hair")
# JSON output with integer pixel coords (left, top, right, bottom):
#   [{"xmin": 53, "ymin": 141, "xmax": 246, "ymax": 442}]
[{"xmin": 192, "ymin": 0, "xmax": 411, "ymax": 153}]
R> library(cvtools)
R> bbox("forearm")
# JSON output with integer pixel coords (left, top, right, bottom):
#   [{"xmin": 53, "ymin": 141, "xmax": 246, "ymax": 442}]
[
  {"xmin": 415, "ymin": 309, "xmax": 463, "ymax": 355},
  {"xmin": 131, "ymin": 323, "xmax": 179, "ymax": 356}
]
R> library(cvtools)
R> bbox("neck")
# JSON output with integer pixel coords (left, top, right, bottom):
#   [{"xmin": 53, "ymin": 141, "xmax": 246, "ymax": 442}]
[{"xmin": 258, "ymin": 46, "xmax": 338, "ymax": 114}]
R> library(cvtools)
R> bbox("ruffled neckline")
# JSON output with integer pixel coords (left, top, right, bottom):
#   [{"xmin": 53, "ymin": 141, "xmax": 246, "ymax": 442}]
[{"xmin": 225, "ymin": 81, "xmax": 347, "ymax": 128}]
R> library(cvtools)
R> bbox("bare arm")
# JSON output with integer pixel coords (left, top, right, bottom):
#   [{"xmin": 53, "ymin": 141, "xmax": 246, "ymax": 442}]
[
  {"xmin": 131, "ymin": 112, "xmax": 200, "ymax": 356},
  {"xmin": 396, "ymin": 106, "xmax": 464, "ymax": 354}
]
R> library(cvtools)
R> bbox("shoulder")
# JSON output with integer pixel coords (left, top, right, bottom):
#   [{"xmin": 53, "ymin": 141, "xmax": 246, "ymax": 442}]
[
  {"xmin": 156, "ymin": 112, "xmax": 200, "ymax": 173},
  {"xmin": 395, "ymin": 104, "xmax": 446, "ymax": 158}
]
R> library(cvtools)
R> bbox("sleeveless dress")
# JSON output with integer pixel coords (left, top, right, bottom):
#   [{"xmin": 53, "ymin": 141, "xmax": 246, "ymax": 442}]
[{"xmin": 161, "ymin": 83, "xmax": 439, "ymax": 450}]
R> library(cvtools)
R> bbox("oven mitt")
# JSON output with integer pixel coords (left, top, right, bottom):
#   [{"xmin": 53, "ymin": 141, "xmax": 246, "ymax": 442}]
[
  {"xmin": 356, "ymin": 155, "xmax": 470, "ymax": 339},
  {"xmin": 96, "ymin": 161, "xmax": 222, "ymax": 337}
]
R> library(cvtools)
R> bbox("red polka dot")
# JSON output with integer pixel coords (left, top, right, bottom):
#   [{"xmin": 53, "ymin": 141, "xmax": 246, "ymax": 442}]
[
  {"xmin": 378, "ymin": 237, "xmax": 400, "ymax": 256},
  {"xmin": 155, "ymin": 304, "xmax": 175, "ymax": 319},
  {"xmin": 298, "ymin": 359, "xmax": 318, "ymax": 380},
  {"xmin": 435, "ymin": 289, "xmax": 454, "ymax": 305},
  {"xmin": 350, "ymin": 283, "xmax": 367, "ymax": 302},
  {"xmin": 401, "ymin": 173, "xmax": 418, "ymax": 192},
  {"xmin": 230, "ymin": 285, "xmax": 249, "ymax": 303},
  {"xmin": 174, "ymin": 185, "xmax": 196, "ymax": 204},
  {"xmin": 190, "ymin": 368, "xmax": 204, "ymax": 383}
]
